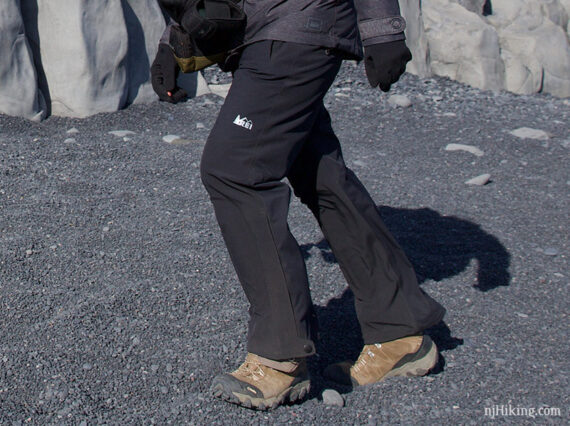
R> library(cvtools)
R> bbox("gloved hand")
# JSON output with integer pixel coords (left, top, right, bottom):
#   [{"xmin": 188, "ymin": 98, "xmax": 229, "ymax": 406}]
[
  {"xmin": 364, "ymin": 40, "xmax": 412, "ymax": 92},
  {"xmin": 150, "ymin": 43, "xmax": 187, "ymax": 103}
]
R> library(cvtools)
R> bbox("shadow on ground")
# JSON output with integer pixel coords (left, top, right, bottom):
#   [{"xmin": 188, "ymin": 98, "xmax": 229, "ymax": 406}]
[
  {"xmin": 301, "ymin": 206, "xmax": 511, "ymax": 291},
  {"xmin": 300, "ymin": 206, "xmax": 510, "ymax": 398}
]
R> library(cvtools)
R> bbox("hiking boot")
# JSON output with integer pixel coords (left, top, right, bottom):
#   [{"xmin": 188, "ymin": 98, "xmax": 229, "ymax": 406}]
[
  {"xmin": 211, "ymin": 353, "xmax": 310, "ymax": 410},
  {"xmin": 323, "ymin": 335, "xmax": 438, "ymax": 386}
]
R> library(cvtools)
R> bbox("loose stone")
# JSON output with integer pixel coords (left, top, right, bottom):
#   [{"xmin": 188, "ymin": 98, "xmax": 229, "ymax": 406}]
[
  {"xmin": 388, "ymin": 94, "xmax": 412, "ymax": 108},
  {"xmin": 322, "ymin": 389, "xmax": 344, "ymax": 407},
  {"xmin": 465, "ymin": 174, "xmax": 491, "ymax": 185},
  {"xmin": 445, "ymin": 143, "xmax": 484, "ymax": 157},
  {"xmin": 509, "ymin": 127, "xmax": 550, "ymax": 140},
  {"xmin": 109, "ymin": 130, "xmax": 135, "ymax": 137}
]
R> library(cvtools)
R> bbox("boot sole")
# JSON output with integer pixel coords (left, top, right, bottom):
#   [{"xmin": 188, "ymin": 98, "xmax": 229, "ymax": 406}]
[
  {"xmin": 383, "ymin": 335, "xmax": 439, "ymax": 380},
  {"xmin": 212, "ymin": 378, "xmax": 311, "ymax": 410}
]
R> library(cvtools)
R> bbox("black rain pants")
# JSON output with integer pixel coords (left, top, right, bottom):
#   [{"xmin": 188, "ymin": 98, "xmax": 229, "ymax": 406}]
[{"xmin": 200, "ymin": 41, "xmax": 445, "ymax": 360}]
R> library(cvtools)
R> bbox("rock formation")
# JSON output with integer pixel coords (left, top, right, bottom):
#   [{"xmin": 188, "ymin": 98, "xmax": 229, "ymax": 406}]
[
  {"xmin": 1, "ymin": 0, "xmax": 569, "ymax": 120},
  {"xmin": 402, "ymin": 0, "xmax": 570, "ymax": 97}
]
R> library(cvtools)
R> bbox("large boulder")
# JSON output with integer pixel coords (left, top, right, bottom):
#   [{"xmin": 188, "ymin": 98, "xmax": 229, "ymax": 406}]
[
  {"xmin": 0, "ymin": 0, "xmax": 45, "ymax": 121},
  {"xmin": 20, "ymin": 0, "xmax": 130, "ymax": 117},
  {"xmin": 400, "ymin": 0, "xmax": 431, "ymax": 77},
  {"xmin": 487, "ymin": 0, "xmax": 570, "ymax": 97},
  {"xmin": 121, "ymin": 0, "xmax": 165, "ymax": 105},
  {"xmin": 422, "ymin": 0, "xmax": 505, "ymax": 91}
]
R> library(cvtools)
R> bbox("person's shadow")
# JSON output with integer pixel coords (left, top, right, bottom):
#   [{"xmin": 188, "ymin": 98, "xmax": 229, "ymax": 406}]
[{"xmin": 299, "ymin": 206, "xmax": 510, "ymax": 396}]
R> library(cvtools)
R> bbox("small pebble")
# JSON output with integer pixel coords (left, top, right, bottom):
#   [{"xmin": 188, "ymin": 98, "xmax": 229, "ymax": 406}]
[
  {"xmin": 445, "ymin": 143, "xmax": 484, "ymax": 157},
  {"xmin": 109, "ymin": 130, "xmax": 135, "ymax": 137},
  {"xmin": 208, "ymin": 83, "xmax": 232, "ymax": 98},
  {"xmin": 543, "ymin": 248, "xmax": 558, "ymax": 256},
  {"xmin": 196, "ymin": 123, "xmax": 206, "ymax": 129},
  {"xmin": 509, "ymin": 127, "xmax": 550, "ymax": 141},
  {"xmin": 25, "ymin": 249, "xmax": 33, "ymax": 256},
  {"xmin": 66, "ymin": 128, "xmax": 79, "ymax": 134},
  {"xmin": 465, "ymin": 174, "xmax": 491, "ymax": 186},
  {"xmin": 163, "ymin": 134, "xmax": 181, "ymax": 143},
  {"xmin": 322, "ymin": 389, "xmax": 344, "ymax": 407},
  {"xmin": 388, "ymin": 94, "xmax": 412, "ymax": 108},
  {"xmin": 64, "ymin": 138, "xmax": 76, "ymax": 144}
]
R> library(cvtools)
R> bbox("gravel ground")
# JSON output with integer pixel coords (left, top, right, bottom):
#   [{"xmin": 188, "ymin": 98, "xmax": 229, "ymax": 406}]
[{"xmin": 1, "ymin": 62, "xmax": 568, "ymax": 424}]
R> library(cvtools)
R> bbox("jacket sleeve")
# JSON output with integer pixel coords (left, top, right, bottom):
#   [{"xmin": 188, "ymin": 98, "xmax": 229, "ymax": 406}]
[
  {"xmin": 159, "ymin": 17, "xmax": 181, "ymax": 47},
  {"xmin": 353, "ymin": 0, "xmax": 406, "ymax": 46}
]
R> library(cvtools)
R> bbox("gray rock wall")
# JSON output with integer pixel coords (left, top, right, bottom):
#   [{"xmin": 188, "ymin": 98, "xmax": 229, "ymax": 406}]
[
  {"xmin": 402, "ymin": 0, "xmax": 570, "ymax": 97},
  {"xmin": 1, "ymin": 0, "xmax": 569, "ymax": 120},
  {"xmin": 0, "ymin": 0, "xmax": 45, "ymax": 121},
  {"xmin": 1, "ymin": 0, "xmax": 167, "ymax": 120}
]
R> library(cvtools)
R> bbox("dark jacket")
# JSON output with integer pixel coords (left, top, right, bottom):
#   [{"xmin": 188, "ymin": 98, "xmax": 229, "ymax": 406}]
[
  {"xmin": 162, "ymin": 0, "xmax": 406, "ymax": 60},
  {"xmin": 240, "ymin": 0, "xmax": 405, "ymax": 58}
]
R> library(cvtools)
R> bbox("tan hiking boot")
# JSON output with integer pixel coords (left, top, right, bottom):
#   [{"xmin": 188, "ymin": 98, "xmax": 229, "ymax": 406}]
[
  {"xmin": 211, "ymin": 353, "xmax": 310, "ymax": 410},
  {"xmin": 323, "ymin": 335, "xmax": 438, "ymax": 386}
]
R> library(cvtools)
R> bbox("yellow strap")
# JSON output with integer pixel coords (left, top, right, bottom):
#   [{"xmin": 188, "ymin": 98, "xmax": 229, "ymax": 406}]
[{"xmin": 175, "ymin": 53, "xmax": 227, "ymax": 73}]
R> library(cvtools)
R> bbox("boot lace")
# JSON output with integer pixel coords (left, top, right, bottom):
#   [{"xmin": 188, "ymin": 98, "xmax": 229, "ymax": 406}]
[
  {"xmin": 353, "ymin": 343, "xmax": 383, "ymax": 373},
  {"xmin": 237, "ymin": 360, "xmax": 266, "ymax": 381}
]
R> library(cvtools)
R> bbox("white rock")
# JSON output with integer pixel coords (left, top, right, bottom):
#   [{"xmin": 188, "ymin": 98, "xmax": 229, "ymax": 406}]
[
  {"xmin": 543, "ymin": 247, "xmax": 559, "ymax": 256},
  {"xmin": 17, "ymin": 0, "xmax": 168, "ymax": 118},
  {"xmin": 0, "ymin": 0, "xmax": 46, "ymax": 121},
  {"xmin": 487, "ymin": 0, "xmax": 570, "ymax": 97},
  {"xmin": 177, "ymin": 70, "xmax": 211, "ymax": 98},
  {"xmin": 163, "ymin": 134, "xmax": 182, "ymax": 144},
  {"xmin": 423, "ymin": 0, "xmax": 504, "ymax": 92},
  {"xmin": 66, "ymin": 127, "xmax": 79, "ymax": 134},
  {"xmin": 109, "ymin": 130, "xmax": 136, "ymax": 137},
  {"xmin": 466, "ymin": 173, "xmax": 491, "ymax": 185},
  {"xmin": 400, "ymin": 0, "xmax": 432, "ymax": 77},
  {"xmin": 208, "ymin": 83, "xmax": 232, "ymax": 99},
  {"xmin": 388, "ymin": 94, "xmax": 413, "ymax": 107},
  {"xmin": 445, "ymin": 143, "xmax": 484, "ymax": 156},
  {"xmin": 64, "ymin": 138, "xmax": 76, "ymax": 144},
  {"xmin": 121, "ymin": 0, "xmax": 167, "ymax": 105},
  {"xmin": 509, "ymin": 127, "xmax": 550, "ymax": 140},
  {"xmin": 322, "ymin": 389, "xmax": 344, "ymax": 407},
  {"xmin": 20, "ymin": 0, "xmax": 128, "ymax": 117}
]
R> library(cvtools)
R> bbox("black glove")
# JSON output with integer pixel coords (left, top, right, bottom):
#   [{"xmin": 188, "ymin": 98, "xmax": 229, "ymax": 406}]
[
  {"xmin": 150, "ymin": 44, "xmax": 187, "ymax": 103},
  {"xmin": 364, "ymin": 40, "xmax": 412, "ymax": 92}
]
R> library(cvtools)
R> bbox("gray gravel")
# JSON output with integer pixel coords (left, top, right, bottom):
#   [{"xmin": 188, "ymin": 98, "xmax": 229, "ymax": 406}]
[{"xmin": 1, "ymin": 62, "xmax": 569, "ymax": 424}]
